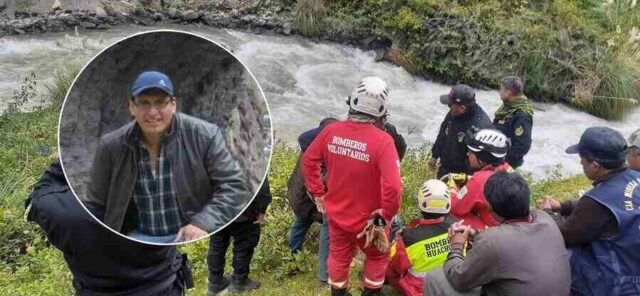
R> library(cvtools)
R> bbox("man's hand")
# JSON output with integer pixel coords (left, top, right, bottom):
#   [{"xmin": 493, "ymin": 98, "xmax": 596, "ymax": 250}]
[
  {"xmin": 254, "ymin": 213, "xmax": 268, "ymax": 225},
  {"xmin": 428, "ymin": 158, "xmax": 438, "ymax": 170},
  {"xmin": 314, "ymin": 195, "xmax": 326, "ymax": 213},
  {"xmin": 536, "ymin": 196, "xmax": 562, "ymax": 212},
  {"xmin": 175, "ymin": 224, "xmax": 208, "ymax": 243},
  {"xmin": 448, "ymin": 220, "xmax": 475, "ymax": 245}
]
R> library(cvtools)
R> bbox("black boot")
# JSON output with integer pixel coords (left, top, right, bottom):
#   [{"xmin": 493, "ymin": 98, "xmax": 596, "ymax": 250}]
[
  {"xmin": 228, "ymin": 276, "xmax": 261, "ymax": 293},
  {"xmin": 361, "ymin": 287, "xmax": 383, "ymax": 296},
  {"xmin": 331, "ymin": 287, "xmax": 352, "ymax": 296},
  {"xmin": 206, "ymin": 274, "xmax": 230, "ymax": 296}
]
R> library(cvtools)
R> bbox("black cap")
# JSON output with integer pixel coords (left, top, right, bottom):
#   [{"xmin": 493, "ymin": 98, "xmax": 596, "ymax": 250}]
[
  {"xmin": 566, "ymin": 127, "xmax": 628, "ymax": 163},
  {"xmin": 440, "ymin": 84, "xmax": 476, "ymax": 105}
]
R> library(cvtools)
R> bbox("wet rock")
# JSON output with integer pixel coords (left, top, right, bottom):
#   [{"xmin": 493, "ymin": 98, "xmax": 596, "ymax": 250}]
[
  {"xmin": 167, "ymin": 8, "xmax": 178, "ymax": 19},
  {"xmin": 96, "ymin": 6, "xmax": 108, "ymax": 18},
  {"xmin": 14, "ymin": 27, "xmax": 25, "ymax": 34},
  {"xmin": 218, "ymin": 14, "xmax": 231, "ymax": 26},
  {"xmin": 201, "ymin": 13, "xmax": 216, "ymax": 25},
  {"xmin": 282, "ymin": 23, "xmax": 292, "ymax": 35},
  {"xmin": 52, "ymin": 0, "xmax": 62, "ymax": 11},
  {"xmin": 96, "ymin": 23, "xmax": 110, "ymax": 29},
  {"xmin": 79, "ymin": 21, "xmax": 95, "ymax": 28},
  {"xmin": 181, "ymin": 10, "xmax": 199, "ymax": 21},
  {"xmin": 152, "ymin": 12, "xmax": 163, "ymax": 21}
]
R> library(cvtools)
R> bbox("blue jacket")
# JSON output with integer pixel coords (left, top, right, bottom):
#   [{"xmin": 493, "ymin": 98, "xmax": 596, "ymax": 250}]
[{"xmin": 570, "ymin": 169, "xmax": 640, "ymax": 296}]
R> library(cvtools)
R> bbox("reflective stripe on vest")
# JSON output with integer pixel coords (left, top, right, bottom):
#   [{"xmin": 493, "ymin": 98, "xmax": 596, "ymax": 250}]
[{"xmin": 406, "ymin": 232, "xmax": 450, "ymax": 273}]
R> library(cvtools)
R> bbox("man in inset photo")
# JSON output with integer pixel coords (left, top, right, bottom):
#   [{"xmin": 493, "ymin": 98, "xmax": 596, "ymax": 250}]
[{"xmin": 83, "ymin": 71, "xmax": 249, "ymax": 244}]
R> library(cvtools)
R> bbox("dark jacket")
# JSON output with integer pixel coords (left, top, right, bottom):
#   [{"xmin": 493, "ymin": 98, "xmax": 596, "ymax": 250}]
[
  {"xmin": 493, "ymin": 110, "xmax": 533, "ymax": 168},
  {"xmin": 85, "ymin": 112, "xmax": 249, "ymax": 233},
  {"xmin": 235, "ymin": 177, "xmax": 272, "ymax": 222},
  {"xmin": 26, "ymin": 161, "xmax": 184, "ymax": 296},
  {"xmin": 432, "ymin": 104, "xmax": 492, "ymax": 177},
  {"xmin": 384, "ymin": 123, "xmax": 407, "ymax": 162},
  {"xmin": 287, "ymin": 126, "xmax": 326, "ymax": 222}
]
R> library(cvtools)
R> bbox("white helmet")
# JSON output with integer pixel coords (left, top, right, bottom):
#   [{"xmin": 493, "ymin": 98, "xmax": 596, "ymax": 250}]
[
  {"xmin": 417, "ymin": 179, "xmax": 451, "ymax": 214},
  {"xmin": 348, "ymin": 76, "xmax": 389, "ymax": 117},
  {"xmin": 467, "ymin": 128, "xmax": 510, "ymax": 159}
]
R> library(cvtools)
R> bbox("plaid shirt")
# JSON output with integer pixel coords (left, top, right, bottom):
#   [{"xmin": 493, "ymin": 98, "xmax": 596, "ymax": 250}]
[{"xmin": 133, "ymin": 144, "xmax": 184, "ymax": 236}]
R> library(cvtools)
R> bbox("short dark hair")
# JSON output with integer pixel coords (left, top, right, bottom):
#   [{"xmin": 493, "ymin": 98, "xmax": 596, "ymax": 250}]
[
  {"xmin": 473, "ymin": 151, "xmax": 504, "ymax": 166},
  {"xmin": 580, "ymin": 152, "xmax": 626, "ymax": 170},
  {"xmin": 630, "ymin": 146, "xmax": 640, "ymax": 156},
  {"xmin": 319, "ymin": 117, "xmax": 338, "ymax": 127},
  {"xmin": 501, "ymin": 76, "xmax": 524, "ymax": 96},
  {"xmin": 484, "ymin": 171, "xmax": 530, "ymax": 220}
]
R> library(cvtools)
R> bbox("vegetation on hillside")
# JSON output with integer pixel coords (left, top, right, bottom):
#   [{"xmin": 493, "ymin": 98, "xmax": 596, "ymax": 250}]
[{"xmin": 295, "ymin": 0, "xmax": 640, "ymax": 120}]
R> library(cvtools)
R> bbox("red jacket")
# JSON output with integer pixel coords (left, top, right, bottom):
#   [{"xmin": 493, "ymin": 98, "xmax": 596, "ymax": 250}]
[
  {"xmin": 302, "ymin": 120, "xmax": 403, "ymax": 232},
  {"xmin": 450, "ymin": 162, "xmax": 512, "ymax": 230}
]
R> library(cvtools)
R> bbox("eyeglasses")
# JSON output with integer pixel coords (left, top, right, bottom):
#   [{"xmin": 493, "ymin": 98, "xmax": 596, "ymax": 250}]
[{"xmin": 133, "ymin": 97, "xmax": 173, "ymax": 110}]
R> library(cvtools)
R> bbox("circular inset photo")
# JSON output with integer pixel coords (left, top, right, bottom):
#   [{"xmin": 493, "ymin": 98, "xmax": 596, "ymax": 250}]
[{"xmin": 58, "ymin": 30, "xmax": 272, "ymax": 245}]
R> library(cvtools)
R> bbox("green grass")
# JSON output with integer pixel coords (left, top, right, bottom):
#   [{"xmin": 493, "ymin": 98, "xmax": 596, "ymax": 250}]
[
  {"xmin": 0, "ymin": 119, "xmax": 591, "ymax": 295},
  {"xmin": 0, "ymin": 71, "xmax": 592, "ymax": 295}
]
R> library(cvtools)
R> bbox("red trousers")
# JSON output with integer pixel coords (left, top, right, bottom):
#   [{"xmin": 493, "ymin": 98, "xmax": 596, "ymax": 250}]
[
  {"xmin": 327, "ymin": 219, "xmax": 390, "ymax": 289},
  {"xmin": 385, "ymin": 268, "xmax": 423, "ymax": 296}
]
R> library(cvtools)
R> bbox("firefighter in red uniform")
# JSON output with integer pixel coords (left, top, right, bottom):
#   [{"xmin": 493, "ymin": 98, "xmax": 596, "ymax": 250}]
[
  {"xmin": 448, "ymin": 128, "xmax": 512, "ymax": 230},
  {"xmin": 302, "ymin": 76, "xmax": 403, "ymax": 296},
  {"xmin": 386, "ymin": 179, "xmax": 456, "ymax": 296}
]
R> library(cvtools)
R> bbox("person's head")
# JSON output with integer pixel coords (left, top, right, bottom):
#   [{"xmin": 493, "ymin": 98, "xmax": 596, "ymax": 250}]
[
  {"xmin": 499, "ymin": 76, "xmax": 524, "ymax": 101},
  {"xmin": 346, "ymin": 76, "xmax": 389, "ymax": 119},
  {"xmin": 627, "ymin": 129, "xmax": 640, "ymax": 170},
  {"xmin": 319, "ymin": 117, "xmax": 338, "ymax": 128},
  {"xmin": 129, "ymin": 71, "xmax": 177, "ymax": 139},
  {"xmin": 566, "ymin": 127, "xmax": 628, "ymax": 180},
  {"xmin": 373, "ymin": 112, "xmax": 390, "ymax": 130},
  {"xmin": 484, "ymin": 171, "xmax": 530, "ymax": 221},
  {"xmin": 466, "ymin": 128, "xmax": 510, "ymax": 170},
  {"xmin": 440, "ymin": 84, "xmax": 476, "ymax": 117},
  {"xmin": 417, "ymin": 179, "xmax": 451, "ymax": 219}
]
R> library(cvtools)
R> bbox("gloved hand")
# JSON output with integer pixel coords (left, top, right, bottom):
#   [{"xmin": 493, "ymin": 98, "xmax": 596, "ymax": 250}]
[
  {"xmin": 356, "ymin": 211, "xmax": 389, "ymax": 253},
  {"xmin": 440, "ymin": 173, "xmax": 469, "ymax": 189}
]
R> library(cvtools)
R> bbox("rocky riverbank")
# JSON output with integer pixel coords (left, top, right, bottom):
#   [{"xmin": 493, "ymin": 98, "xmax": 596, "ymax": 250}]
[{"xmin": 0, "ymin": 0, "xmax": 390, "ymax": 58}]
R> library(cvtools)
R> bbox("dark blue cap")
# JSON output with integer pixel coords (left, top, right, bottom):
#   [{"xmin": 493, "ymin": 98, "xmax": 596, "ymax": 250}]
[
  {"xmin": 440, "ymin": 84, "xmax": 476, "ymax": 106},
  {"xmin": 131, "ymin": 71, "xmax": 174, "ymax": 97},
  {"xmin": 566, "ymin": 127, "xmax": 628, "ymax": 163}
]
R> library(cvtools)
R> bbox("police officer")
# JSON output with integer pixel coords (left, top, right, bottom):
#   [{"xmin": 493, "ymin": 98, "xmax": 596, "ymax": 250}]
[
  {"xmin": 429, "ymin": 84, "xmax": 492, "ymax": 178},
  {"xmin": 537, "ymin": 127, "xmax": 640, "ymax": 295},
  {"xmin": 492, "ymin": 76, "xmax": 533, "ymax": 169}
]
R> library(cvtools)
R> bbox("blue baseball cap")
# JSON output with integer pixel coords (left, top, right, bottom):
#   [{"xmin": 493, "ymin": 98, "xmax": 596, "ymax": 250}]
[
  {"xmin": 131, "ymin": 71, "xmax": 174, "ymax": 97},
  {"xmin": 566, "ymin": 127, "xmax": 628, "ymax": 163}
]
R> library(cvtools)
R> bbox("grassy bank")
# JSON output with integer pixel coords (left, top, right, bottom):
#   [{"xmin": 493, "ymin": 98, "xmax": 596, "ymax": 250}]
[
  {"xmin": 0, "ymin": 108, "xmax": 590, "ymax": 295},
  {"xmin": 295, "ymin": 0, "xmax": 640, "ymax": 120},
  {"xmin": 0, "ymin": 63, "xmax": 592, "ymax": 294}
]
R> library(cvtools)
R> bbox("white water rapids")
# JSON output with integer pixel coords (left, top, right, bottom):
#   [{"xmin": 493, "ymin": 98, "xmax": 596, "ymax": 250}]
[{"xmin": 1, "ymin": 24, "xmax": 638, "ymax": 180}]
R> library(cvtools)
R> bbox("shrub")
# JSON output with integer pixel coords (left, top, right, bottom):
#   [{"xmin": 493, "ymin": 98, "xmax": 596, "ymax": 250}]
[{"xmin": 294, "ymin": 0, "xmax": 327, "ymax": 36}]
